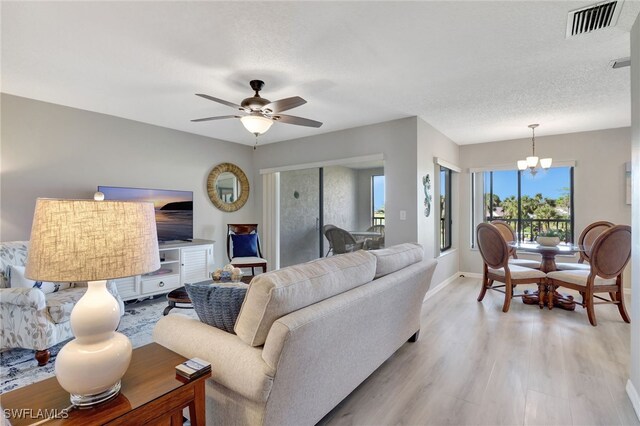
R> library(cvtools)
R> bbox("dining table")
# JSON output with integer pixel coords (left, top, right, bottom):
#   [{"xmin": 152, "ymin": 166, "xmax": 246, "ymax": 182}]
[
  {"xmin": 508, "ymin": 241, "xmax": 583, "ymax": 311},
  {"xmin": 349, "ymin": 231, "xmax": 382, "ymax": 239}
]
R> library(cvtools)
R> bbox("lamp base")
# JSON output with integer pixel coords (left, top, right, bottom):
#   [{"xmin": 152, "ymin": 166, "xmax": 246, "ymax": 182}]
[{"xmin": 71, "ymin": 380, "xmax": 121, "ymax": 408}]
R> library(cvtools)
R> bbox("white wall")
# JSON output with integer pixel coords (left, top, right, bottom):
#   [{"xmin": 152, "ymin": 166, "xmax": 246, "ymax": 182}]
[
  {"xmin": 629, "ymin": 13, "xmax": 640, "ymax": 421},
  {"xmin": 458, "ymin": 128, "xmax": 632, "ymax": 279},
  {"xmin": 417, "ymin": 118, "xmax": 460, "ymax": 287},
  {"xmin": 0, "ymin": 94, "xmax": 256, "ymax": 267}
]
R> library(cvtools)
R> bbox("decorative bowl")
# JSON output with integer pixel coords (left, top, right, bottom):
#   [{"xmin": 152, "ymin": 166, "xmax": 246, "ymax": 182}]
[{"xmin": 536, "ymin": 236, "xmax": 560, "ymax": 247}]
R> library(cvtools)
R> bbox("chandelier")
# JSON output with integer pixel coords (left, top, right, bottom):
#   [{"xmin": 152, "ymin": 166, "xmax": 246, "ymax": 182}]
[{"xmin": 517, "ymin": 124, "xmax": 552, "ymax": 175}]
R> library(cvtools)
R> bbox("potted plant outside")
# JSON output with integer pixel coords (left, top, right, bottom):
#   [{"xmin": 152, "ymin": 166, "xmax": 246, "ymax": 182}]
[{"xmin": 536, "ymin": 229, "xmax": 562, "ymax": 247}]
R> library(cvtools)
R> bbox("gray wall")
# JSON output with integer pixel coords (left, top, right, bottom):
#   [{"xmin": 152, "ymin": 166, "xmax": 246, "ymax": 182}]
[
  {"xmin": 458, "ymin": 128, "xmax": 632, "ymax": 280},
  {"xmin": 0, "ymin": 94, "xmax": 256, "ymax": 267},
  {"xmin": 629, "ymin": 13, "xmax": 640, "ymax": 420},
  {"xmin": 279, "ymin": 168, "xmax": 321, "ymax": 267},
  {"xmin": 254, "ymin": 117, "xmax": 419, "ymax": 249},
  {"xmin": 254, "ymin": 117, "xmax": 462, "ymax": 287},
  {"xmin": 324, "ymin": 166, "xmax": 358, "ymax": 232},
  {"xmin": 417, "ymin": 118, "xmax": 460, "ymax": 287}
]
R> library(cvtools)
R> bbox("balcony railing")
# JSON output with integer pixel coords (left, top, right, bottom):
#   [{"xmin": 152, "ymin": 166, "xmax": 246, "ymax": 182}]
[
  {"xmin": 487, "ymin": 218, "xmax": 573, "ymax": 243},
  {"xmin": 372, "ymin": 216, "xmax": 385, "ymax": 226}
]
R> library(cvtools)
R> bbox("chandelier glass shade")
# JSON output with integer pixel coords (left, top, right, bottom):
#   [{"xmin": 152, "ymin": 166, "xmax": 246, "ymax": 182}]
[
  {"xmin": 241, "ymin": 114, "xmax": 273, "ymax": 136},
  {"xmin": 517, "ymin": 124, "xmax": 552, "ymax": 175}
]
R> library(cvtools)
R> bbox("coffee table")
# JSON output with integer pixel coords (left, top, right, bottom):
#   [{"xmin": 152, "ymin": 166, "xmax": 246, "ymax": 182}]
[
  {"xmin": 164, "ymin": 276, "xmax": 253, "ymax": 316},
  {"xmin": 0, "ymin": 343, "xmax": 210, "ymax": 425}
]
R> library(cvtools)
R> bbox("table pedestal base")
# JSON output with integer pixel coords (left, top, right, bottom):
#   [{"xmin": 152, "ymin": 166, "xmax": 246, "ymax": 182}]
[{"xmin": 523, "ymin": 287, "xmax": 576, "ymax": 311}]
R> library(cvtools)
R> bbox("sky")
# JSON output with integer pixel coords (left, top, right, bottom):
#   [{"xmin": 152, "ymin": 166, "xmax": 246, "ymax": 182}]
[
  {"xmin": 98, "ymin": 186, "xmax": 192, "ymax": 209},
  {"xmin": 489, "ymin": 167, "xmax": 570, "ymax": 200},
  {"xmin": 373, "ymin": 175, "xmax": 385, "ymax": 211}
]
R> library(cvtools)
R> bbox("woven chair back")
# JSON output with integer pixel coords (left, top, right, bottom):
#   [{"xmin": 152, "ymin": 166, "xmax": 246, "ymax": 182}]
[
  {"xmin": 325, "ymin": 227, "xmax": 358, "ymax": 255},
  {"xmin": 589, "ymin": 225, "xmax": 631, "ymax": 279},
  {"xmin": 579, "ymin": 221, "xmax": 614, "ymax": 262},
  {"xmin": 477, "ymin": 223, "xmax": 509, "ymax": 269}
]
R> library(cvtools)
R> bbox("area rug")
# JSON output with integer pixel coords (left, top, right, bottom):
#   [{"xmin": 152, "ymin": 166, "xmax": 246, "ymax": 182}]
[{"xmin": 0, "ymin": 297, "xmax": 197, "ymax": 394}]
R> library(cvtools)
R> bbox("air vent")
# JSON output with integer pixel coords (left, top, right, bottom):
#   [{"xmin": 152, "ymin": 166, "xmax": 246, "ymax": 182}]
[{"xmin": 566, "ymin": 1, "xmax": 623, "ymax": 37}]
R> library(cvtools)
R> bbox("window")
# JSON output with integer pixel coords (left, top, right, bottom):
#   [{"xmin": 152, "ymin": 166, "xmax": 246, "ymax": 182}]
[
  {"xmin": 372, "ymin": 175, "xmax": 385, "ymax": 226},
  {"xmin": 440, "ymin": 166, "xmax": 452, "ymax": 251},
  {"xmin": 474, "ymin": 167, "xmax": 574, "ymax": 244}
]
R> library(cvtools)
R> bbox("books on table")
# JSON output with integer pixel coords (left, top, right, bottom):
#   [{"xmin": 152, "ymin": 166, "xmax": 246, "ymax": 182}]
[{"xmin": 175, "ymin": 358, "xmax": 211, "ymax": 379}]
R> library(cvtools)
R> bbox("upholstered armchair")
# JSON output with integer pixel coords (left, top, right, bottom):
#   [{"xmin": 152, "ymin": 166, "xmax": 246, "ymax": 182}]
[{"xmin": 0, "ymin": 241, "xmax": 124, "ymax": 365}]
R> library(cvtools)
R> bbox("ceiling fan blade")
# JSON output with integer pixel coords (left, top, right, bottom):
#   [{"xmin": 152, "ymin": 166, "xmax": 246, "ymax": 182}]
[
  {"xmin": 191, "ymin": 115, "xmax": 241, "ymax": 122},
  {"xmin": 263, "ymin": 96, "xmax": 307, "ymax": 113},
  {"xmin": 195, "ymin": 94, "xmax": 243, "ymax": 110},
  {"xmin": 274, "ymin": 114, "xmax": 323, "ymax": 128}
]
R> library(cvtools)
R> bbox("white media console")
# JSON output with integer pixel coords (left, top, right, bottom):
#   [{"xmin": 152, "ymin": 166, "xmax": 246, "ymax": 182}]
[{"xmin": 113, "ymin": 239, "xmax": 215, "ymax": 302}]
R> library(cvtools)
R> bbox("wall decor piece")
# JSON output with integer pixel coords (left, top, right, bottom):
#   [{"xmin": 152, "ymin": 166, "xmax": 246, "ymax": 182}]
[
  {"xmin": 422, "ymin": 174, "xmax": 432, "ymax": 217},
  {"xmin": 625, "ymin": 162, "xmax": 631, "ymax": 205},
  {"xmin": 207, "ymin": 163, "xmax": 249, "ymax": 212}
]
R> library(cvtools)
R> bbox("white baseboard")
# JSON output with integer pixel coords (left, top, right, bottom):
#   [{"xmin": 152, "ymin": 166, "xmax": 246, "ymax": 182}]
[
  {"xmin": 424, "ymin": 271, "xmax": 461, "ymax": 302},
  {"xmin": 626, "ymin": 380, "xmax": 640, "ymax": 422}
]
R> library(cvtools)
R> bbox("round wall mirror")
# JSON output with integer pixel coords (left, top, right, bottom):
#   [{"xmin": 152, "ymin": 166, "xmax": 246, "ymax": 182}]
[{"xmin": 207, "ymin": 163, "xmax": 249, "ymax": 212}]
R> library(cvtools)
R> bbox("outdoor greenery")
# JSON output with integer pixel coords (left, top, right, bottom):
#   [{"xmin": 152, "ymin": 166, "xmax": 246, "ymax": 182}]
[{"xmin": 485, "ymin": 189, "xmax": 571, "ymax": 241}]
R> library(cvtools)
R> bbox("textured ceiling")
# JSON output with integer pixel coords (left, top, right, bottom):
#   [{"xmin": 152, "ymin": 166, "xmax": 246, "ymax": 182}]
[{"xmin": 2, "ymin": 1, "xmax": 639, "ymax": 146}]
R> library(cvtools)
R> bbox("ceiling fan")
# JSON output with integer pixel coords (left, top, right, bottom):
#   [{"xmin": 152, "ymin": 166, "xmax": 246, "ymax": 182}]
[{"xmin": 191, "ymin": 80, "xmax": 323, "ymax": 140}]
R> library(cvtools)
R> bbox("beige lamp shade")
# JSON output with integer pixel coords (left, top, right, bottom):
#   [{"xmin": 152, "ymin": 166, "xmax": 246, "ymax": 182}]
[{"xmin": 26, "ymin": 198, "xmax": 160, "ymax": 282}]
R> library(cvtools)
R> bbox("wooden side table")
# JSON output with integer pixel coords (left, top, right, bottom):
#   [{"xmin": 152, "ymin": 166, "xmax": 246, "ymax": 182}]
[{"xmin": 1, "ymin": 343, "xmax": 210, "ymax": 425}]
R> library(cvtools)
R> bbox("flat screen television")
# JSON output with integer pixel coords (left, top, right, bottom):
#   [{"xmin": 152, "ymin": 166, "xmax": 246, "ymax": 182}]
[{"xmin": 98, "ymin": 186, "xmax": 193, "ymax": 242}]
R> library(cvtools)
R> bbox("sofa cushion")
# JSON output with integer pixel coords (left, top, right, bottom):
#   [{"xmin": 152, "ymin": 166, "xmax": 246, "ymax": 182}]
[
  {"xmin": 46, "ymin": 287, "xmax": 86, "ymax": 324},
  {"xmin": 235, "ymin": 250, "xmax": 376, "ymax": 347},
  {"xmin": 0, "ymin": 241, "xmax": 29, "ymax": 288},
  {"xmin": 185, "ymin": 282, "xmax": 248, "ymax": 333},
  {"xmin": 370, "ymin": 243, "xmax": 424, "ymax": 279},
  {"xmin": 8, "ymin": 265, "xmax": 73, "ymax": 294}
]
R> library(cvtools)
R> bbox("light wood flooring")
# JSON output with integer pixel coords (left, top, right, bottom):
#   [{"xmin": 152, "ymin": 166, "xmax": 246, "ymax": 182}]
[{"xmin": 319, "ymin": 277, "xmax": 638, "ymax": 426}]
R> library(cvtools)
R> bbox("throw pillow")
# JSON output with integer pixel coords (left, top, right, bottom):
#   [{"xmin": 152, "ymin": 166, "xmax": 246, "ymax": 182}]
[
  {"xmin": 185, "ymin": 282, "xmax": 248, "ymax": 334},
  {"xmin": 9, "ymin": 265, "xmax": 73, "ymax": 294},
  {"xmin": 231, "ymin": 233, "xmax": 258, "ymax": 258}
]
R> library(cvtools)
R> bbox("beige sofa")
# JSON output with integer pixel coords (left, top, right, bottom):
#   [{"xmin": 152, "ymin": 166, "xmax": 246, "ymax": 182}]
[{"xmin": 153, "ymin": 243, "xmax": 437, "ymax": 425}]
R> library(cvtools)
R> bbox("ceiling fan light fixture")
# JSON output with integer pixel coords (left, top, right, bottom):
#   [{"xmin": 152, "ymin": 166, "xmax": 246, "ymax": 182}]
[
  {"xmin": 526, "ymin": 156, "xmax": 539, "ymax": 168},
  {"xmin": 241, "ymin": 114, "xmax": 273, "ymax": 136},
  {"xmin": 517, "ymin": 160, "xmax": 528, "ymax": 171}
]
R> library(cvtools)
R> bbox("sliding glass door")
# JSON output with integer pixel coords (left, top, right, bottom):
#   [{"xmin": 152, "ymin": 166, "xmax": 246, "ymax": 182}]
[{"xmin": 277, "ymin": 160, "xmax": 385, "ymax": 267}]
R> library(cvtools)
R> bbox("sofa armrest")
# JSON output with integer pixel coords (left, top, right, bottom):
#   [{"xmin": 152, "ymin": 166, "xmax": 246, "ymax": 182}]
[
  {"xmin": 153, "ymin": 314, "xmax": 275, "ymax": 403},
  {"xmin": 0, "ymin": 287, "xmax": 46, "ymax": 310}
]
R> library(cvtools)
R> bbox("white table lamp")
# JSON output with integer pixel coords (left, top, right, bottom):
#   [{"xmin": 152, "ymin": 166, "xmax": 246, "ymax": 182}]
[{"xmin": 26, "ymin": 198, "xmax": 160, "ymax": 407}]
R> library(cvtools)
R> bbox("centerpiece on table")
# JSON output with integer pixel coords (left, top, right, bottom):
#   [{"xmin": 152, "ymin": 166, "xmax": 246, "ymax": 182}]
[
  {"xmin": 211, "ymin": 264, "xmax": 244, "ymax": 283},
  {"xmin": 536, "ymin": 229, "xmax": 562, "ymax": 247}
]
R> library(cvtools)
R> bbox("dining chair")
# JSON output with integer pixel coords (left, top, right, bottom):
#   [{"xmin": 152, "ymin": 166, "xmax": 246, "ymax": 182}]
[
  {"xmin": 227, "ymin": 224, "xmax": 267, "ymax": 275},
  {"xmin": 490, "ymin": 220, "xmax": 540, "ymax": 269},
  {"xmin": 324, "ymin": 227, "xmax": 366, "ymax": 255},
  {"xmin": 546, "ymin": 225, "xmax": 631, "ymax": 326},
  {"xmin": 476, "ymin": 223, "xmax": 547, "ymax": 312},
  {"xmin": 366, "ymin": 224, "xmax": 385, "ymax": 249},
  {"xmin": 555, "ymin": 220, "xmax": 614, "ymax": 271}
]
